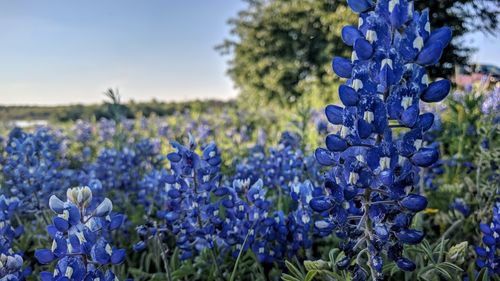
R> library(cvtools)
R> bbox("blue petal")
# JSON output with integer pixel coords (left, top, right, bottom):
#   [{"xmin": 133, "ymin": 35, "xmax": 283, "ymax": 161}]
[
  {"xmin": 109, "ymin": 214, "xmax": 124, "ymax": 230},
  {"xmin": 416, "ymin": 42, "xmax": 444, "ymax": 65},
  {"xmin": 309, "ymin": 196, "xmax": 333, "ymax": 212},
  {"xmin": 354, "ymin": 38, "xmax": 373, "ymax": 60},
  {"xmin": 325, "ymin": 105, "xmax": 344, "ymax": 125},
  {"xmin": 315, "ymin": 148, "xmax": 337, "ymax": 166},
  {"xmin": 418, "ymin": 113, "xmax": 434, "ymax": 131},
  {"xmin": 40, "ymin": 272, "xmax": 54, "ymax": 281},
  {"xmin": 339, "ymin": 85, "xmax": 359, "ymax": 106},
  {"xmin": 396, "ymin": 258, "xmax": 416, "ymax": 271},
  {"xmin": 400, "ymin": 194, "xmax": 428, "ymax": 212},
  {"xmin": 420, "ymin": 79, "xmax": 450, "ymax": 102},
  {"xmin": 347, "ymin": 0, "xmax": 373, "ymax": 13},
  {"xmin": 341, "ymin": 25, "xmax": 363, "ymax": 46},
  {"xmin": 111, "ymin": 249, "xmax": 126, "ymax": 264},
  {"xmin": 401, "ymin": 105, "xmax": 419, "ymax": 128},
  {"xmin": 389, "ymin": 2, "xmax": 408, "ymax": 28},
  {"xmin": 411, "ymin": 148, "xmax": 439, "ymax": 167},
  {"xmin": 396, "ymin": 229, "xmax": 425, "ymax": 244},
  {"xmin": 326, "ymin": 134, "xmax": 348, "ymax": 152},
  {"xmin": 332, "ymin": 57, "xmax": 353, "ymax": 78},
  {"xmin": 48, "ymin": 195, "xmax": 65, "ymax": 213},
  {"xmin": 427, "ymin": 27, "xmax": 452, "ymax": 48},
  {"xmin": 35, "ymin": 249, "xmax": 55, "ymax": 264},
  {"xmin": 53, "ymin": 217, "xmax": 69, "ymax": 232}
]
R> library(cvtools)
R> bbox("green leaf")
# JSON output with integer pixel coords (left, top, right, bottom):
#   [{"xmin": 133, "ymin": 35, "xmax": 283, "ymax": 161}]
[
  {"xmin": 438, "ymin": 262, "xmax": 463, "ymax": 273},
  {"xmin": 285, "ymin": 260, "xmax": 305, "ymax": 279},
  {"xmin": 329, "ymin": 248, "xmax": 340, "ymax": 264},
  {"xmin": 434, "ymin": 265, "xmax": 453, "ymax": 280},
  {"xmin": 475, "ymin": 268, "xmax": 489, "ymax": 281},
  {"xmin": 281, "ymin": 273, "xmax": 301, "ymax": 281},
  {"xmin": 305, "ymin": 270, "xmax": 318, "ymax": 281}
]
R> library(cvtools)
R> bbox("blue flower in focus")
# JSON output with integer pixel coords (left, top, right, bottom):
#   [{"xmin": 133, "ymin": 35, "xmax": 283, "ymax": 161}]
[
  {"xmin": 35, "ymin": 186, "xmax": 125, "ymax": 279},
  {"xmin": 315, "ymin": 0, "xmax": 452, "ymax": 278}
]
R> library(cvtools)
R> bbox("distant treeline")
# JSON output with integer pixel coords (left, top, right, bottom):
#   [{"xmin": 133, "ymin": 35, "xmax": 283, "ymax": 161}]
[{"xmin": 0, "ymin": 99, "xmax": 235, "ymax": 122}]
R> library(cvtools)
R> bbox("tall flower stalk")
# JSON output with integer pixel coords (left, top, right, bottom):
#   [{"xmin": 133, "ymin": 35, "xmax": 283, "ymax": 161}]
[{"xmin": 312, "ymin": 0, "xmax": 452, "ymax": 279}]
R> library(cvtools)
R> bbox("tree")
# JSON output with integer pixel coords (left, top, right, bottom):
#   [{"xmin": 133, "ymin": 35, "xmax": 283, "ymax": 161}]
[
  {"xmin": 219, "ymin": 0, "xmax": 499, "ymax": 106},
  {"xmin": 217, "ymin": 0, "xmax": 356, "ymax": 106}
]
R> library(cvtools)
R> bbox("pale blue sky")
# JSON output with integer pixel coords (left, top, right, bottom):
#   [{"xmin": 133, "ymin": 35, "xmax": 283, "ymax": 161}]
[{"xmin": 0, "ymin": 1, "xmax": 498, "ymax": 105}]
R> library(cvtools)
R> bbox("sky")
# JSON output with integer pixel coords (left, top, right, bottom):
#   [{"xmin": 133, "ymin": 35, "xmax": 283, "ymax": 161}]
[{"xmin": 0, "ymin": 1, "xmax": 498, "ymax": 106}]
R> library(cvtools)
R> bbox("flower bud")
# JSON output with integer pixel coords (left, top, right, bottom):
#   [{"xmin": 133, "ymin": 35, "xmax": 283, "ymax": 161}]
[{"xmin": 66, "ymin": 186, "xmax": 92, "ymax": 207}]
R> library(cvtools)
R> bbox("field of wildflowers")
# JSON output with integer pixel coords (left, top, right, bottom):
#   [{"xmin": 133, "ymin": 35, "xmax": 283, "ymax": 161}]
[{"xmin": 0, "ymin": 0, "xmax": 499, "ymax": 280}]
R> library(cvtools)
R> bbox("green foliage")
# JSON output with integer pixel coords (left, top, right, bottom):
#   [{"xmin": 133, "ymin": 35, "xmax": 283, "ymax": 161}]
[{"xmin": 217, "ymin": 0, "xmax": 356, "ymax": 107}]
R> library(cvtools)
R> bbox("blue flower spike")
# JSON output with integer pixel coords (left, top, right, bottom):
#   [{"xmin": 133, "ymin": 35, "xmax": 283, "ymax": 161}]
[
  {"xmin": 36, "ymin": 186, "xmax": 126, "ymax": 279},
  {"xmin": 313, "ymin": 0, "xmax": 452, "ymax": 279}
]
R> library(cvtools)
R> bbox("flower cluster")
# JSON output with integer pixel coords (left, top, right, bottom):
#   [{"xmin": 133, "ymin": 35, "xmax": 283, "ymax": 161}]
[
  {"xmin": 234, "ymin": 132, "xmax": 320, "ymax": 191},
  {"xmin": 0, "ymin": 195, "xmax": 28, "ymax": 280},
  {"xmin": 475, "ymin": 201, "xmax": 500, "ymax": 276},
  {"xmin": 136, "ymin": 137, "xmax": 223, "ymax": 260},
  {"xmin": 2, "ymin": 127, "xmax": 70, "ymax": 209},
  {"xmin": 313, "ymin": 0, "xmax": 451, "ymax": 278},
  {"xmin": 135, "ymin": 134, "xmax": 319, "ymax": 265},
  {"xmin": 35, "ymin": 186, "xmax": 125, "ymax": 280}
]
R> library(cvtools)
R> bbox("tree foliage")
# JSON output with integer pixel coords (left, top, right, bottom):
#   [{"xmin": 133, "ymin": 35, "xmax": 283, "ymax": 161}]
[{"xmin": 217, "ymin": 0, "xmax": 356, "ymax": 106}]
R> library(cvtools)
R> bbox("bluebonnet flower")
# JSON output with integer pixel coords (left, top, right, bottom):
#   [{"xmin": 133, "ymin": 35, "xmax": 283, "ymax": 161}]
[
  {"xmin": 0, "ymin": 195, "xmax": 29, "ymax": 280},
  {"xmin": 74, "ymin": 120, "xmax": 94, "ymax": 144},
  {"xmin": 97, "ymin": 118, "xmax": 117, "ymax": 142},
  {"xmin": 315, "ymin": 0, "xmax": 451, "ymax": 278},
  {"xmin": 135, "ymin": 137, "xmax": 224, "ymax": 260},
  {"xmin": 2, "ymin": 127, "xmax": 71, "ymax": 210},
  {"xmin": 35, "ymin": 186, "xmax": 125, "ymax": 280},
  {"xmin": 90, "ymin": 137, "xmax": 163, "ymax": 195},
  {"xmin": 450, "ymin": 198, "xmax": 471, "ymax": 217},
  {"xmin": 481, "ymin": 84, "xmax": 500, "ymax": 115},
  {"xmin": 475, "ymin": 202, "xmax": 500, "ymax": 276}
]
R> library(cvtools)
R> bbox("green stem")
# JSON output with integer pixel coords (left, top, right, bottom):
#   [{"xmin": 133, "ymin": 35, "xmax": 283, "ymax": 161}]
[
  {"xmin": 157, "ymin": 235, "xmax": 172, "ymax": 281},
  {"xmin": 230, "ymin": 225, "xmax": 254, "ymax": 281}
]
